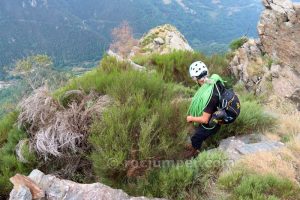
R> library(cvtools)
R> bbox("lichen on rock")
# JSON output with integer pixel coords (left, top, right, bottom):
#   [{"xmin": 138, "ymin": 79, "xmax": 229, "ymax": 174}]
[{"xmin": 136, "ymin": 24, "xmax": 193, "ymax": 56}]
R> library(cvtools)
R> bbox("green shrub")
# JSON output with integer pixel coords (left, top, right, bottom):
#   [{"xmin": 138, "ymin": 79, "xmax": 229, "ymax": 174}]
[
  {"xmin": 53, "ymin": 57, "xmax": 137, "ymax": 99},
  {"xmin": 0, "ymin": 127, "xmax": 37, "ymax": 197},
  {"xmin": 100, "ymin": 55, "xmax": 132, "ymax": 73},
  {"xmin": 229, "ymin": 37, "xmax": 248, "ymax": 51},
  {"xmin": 218, "ymin": 167, "xmax": 300, "ymax": 200},
  {"xmin": 88, "ymin": 69, "xmax": 190, "ymax": 187},
  {"xmin": 135, "ymin": 151, "xmax": 226, "ymax": 199},
  {"xmin": 132, "ymin": 50, "xmax": 235, "ymax": 87},
  {"xmin": 0, "ymin": 112, "xmax": 19, "ymax": 146},
  {"xmin": 262, "ymin": 55, "xmax": 276, "ymax": 70},
  {"xmin": 149, "ymin": 51, "xmax": 206, "ymax": 85}
]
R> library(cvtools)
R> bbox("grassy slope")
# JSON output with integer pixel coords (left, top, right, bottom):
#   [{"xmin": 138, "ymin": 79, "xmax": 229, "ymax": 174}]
[{"xmin": 0, "ymin": 51, "xmax": 298, "ymax": 199}]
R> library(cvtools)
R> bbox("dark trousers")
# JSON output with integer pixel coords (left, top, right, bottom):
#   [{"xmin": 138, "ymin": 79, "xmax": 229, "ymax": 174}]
[{"xmin": 191, "ymin": 124, "xmax": 221, "ymax": 150}]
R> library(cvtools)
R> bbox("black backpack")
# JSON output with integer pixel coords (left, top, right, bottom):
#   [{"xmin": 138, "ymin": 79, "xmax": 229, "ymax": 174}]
[{"xmin": 211, "ymin": 84, "xmax": 241, "ymax": 125}]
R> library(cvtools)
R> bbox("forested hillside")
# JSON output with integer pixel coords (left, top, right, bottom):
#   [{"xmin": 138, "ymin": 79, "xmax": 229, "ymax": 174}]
[{"xmin": 0, "ymin": 0, "xmax": 262, "ymax": 77}]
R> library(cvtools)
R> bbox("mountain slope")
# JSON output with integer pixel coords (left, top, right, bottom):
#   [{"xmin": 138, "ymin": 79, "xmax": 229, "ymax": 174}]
[{"xmin": 0, "ymin": 0, "xmax": 262, "ymax": 77}]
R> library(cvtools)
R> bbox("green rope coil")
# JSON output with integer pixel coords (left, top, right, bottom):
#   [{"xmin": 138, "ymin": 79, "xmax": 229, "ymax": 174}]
[{"xmin": 187, "ymin": 74, "xmax": 225, "ymax": 121}]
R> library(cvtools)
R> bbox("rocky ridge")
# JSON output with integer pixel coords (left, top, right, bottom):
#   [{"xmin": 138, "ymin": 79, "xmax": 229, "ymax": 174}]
[
  {"xmin": 259, "ymin": 0, "xmax": 300, "ymax": 72},
  {"xmin": 131, "ymin": 24, "xmax": 193, "ymax": 57},
  {"xmin": 229, "ymin": 0, "xmax": 300, "ymax": 110}
]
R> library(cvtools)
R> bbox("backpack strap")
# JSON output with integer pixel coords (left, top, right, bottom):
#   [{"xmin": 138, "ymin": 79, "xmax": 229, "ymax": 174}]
[{"xmin": 215, "ymin": 82, "xmax": 228, "ymax": 109}]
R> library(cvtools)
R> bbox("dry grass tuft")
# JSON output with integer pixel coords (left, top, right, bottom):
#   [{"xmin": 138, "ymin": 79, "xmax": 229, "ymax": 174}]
[
  {"xmin": 18, "ymin": 87, "xmax": 112, "ymax": 158},
  {"xmin": 239, "ymin": 146, "xmax": 300, "ymax": 183}
]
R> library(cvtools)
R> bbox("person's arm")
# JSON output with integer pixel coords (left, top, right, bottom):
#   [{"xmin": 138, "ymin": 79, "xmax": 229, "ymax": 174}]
[{"xmin": 186, "ymin": 112, "xmax": 212, "ymax": 124}]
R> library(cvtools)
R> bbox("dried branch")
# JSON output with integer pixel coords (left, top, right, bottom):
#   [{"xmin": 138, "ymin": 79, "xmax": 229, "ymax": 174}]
[{"xmin": 18, "ymin": 87, "xmax": 112, "ymax": 158}]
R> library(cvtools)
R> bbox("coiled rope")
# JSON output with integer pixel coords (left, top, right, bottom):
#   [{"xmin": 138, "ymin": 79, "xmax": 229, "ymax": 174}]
[{"xmin": 187, "ymin": 74, "xmax": 224, "ymax": 119}]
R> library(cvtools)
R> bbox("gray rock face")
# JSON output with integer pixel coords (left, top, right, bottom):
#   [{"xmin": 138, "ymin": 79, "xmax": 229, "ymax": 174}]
[
  {"xmin": 289, "ymin": 88, "xmax": 300, "ymax": 110},
  {"xmin": 258, "ymin": 0, "xmax": 300, "ymax": 73},
  {"xmin": 10, "ymin": 169, "xmax": 165, "ymax": 200},
  {"xmin": 229, "ymin": 39, "xmax": 263, "ymax": 83},
  {"xmin": 237, "ymin": 141, "xmax": 284, "ymax": 155},
  {"xmin": 218, "ymin": 134, "xmax": 284, "ymax": 162},
  {"xmin": 9, "ymin": 186, "xmax": 32, "ymax": 200},
  {"xmin": 229, "ymin": 0, "xmax": 300, "ymax": 101}
]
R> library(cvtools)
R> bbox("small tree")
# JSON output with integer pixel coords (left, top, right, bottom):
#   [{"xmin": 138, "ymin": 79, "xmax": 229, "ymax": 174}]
[
  {"xmin": 13, "ymin": 55, "xmax": 69, "ymax": 90},
  {"xmin": 0, "ymin": 55, "xmax": 70, "ymax": 117},
  {"xmin": 110, "ymin": 21, "xmax": 138, "ymax": 58}
]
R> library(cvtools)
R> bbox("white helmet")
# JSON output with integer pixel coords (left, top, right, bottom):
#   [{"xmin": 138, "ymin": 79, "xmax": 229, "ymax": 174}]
[{"xmin": 189, "ymin": 61, "xmax": 208, "ymax": 80}]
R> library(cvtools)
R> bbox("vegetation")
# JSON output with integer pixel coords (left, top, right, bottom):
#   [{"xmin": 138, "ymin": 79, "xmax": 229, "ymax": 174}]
[
  {"xmin": 55, "ymin": 58, "xmax": 192, "ymax": 186},
  {"xmin": 0, "ymin": 112, "xmax": 19, "ymax": 147},
  {"xmin": 132, "ymin": 50, "xmax": 235, "ymax": 87},
  {"xmin": 109, "ymin": 21, "xmax": 138, "ymax": 58},
  {"xmin": 218, "ymin": 166, "xmax": 300, "ymax": 200},
  {"xmin": 0, "ymin": 50, "xmax": 287, "ymax": 199},
  {"xmin": 0, "ymin": 0, "xmax": 262, "ymax": 71},
  {"xmin": 0, "ymin": 55, "xmax": 70, "ymax": 118},
  {"xmin": 135, "ymin": 151, "xmax": 226, "ymax": 199},
  {"xmin": 0, "ymin": 114, "xmax": 37, "ymax": 197},
  {"xmin": 12, "ymin": 54, "xmax": 70, "ymax": 90},
  {"xmin": 218, "ymin": 97, "xmax": 276, "ymax": 136},
  {"xmin": 229, "ymin": 37, "xmax": 248, "ymax": 51}
]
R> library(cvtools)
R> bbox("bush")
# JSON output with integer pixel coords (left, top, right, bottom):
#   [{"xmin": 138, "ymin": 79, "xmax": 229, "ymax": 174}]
[
  {"xmin": 88, "ymin": 68, "xmax": 190, "ymax": 187},
  {"xmin": 218, "ymin": 167, "xmax": 300, "ymax": 200},
  {"xmin": 0, "ymin": 112, "xmax": 18, "ymax": 147},
  {"xmin": 229, "ymin": 37, "xmax": 248, "ymax": 51},
  {"xmin": 100, "ymin": 55, "xmax": 132, "ymax": 73},
  {"xmin": 132, "ymin": 50, "xmax": 235, "ymax": 87},
  {"xmin": 135, "ymin": 151, "xmax": 226, "ymax": 199},
  {"xmin": 53, "ymin": 56, "xmax": 134, "ymax": 99},
  {"xmin": 0, "ymin": 126, "xmax": 37, "ymax": 197},
  {"xmin": 0, "ymin": 55, "xmax": 70, "ymax": 118}
]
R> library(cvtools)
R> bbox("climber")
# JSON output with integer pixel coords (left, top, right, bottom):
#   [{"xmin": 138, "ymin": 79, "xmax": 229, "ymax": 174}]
[{"xmin": 182, "ymin": 61, "xmax": 240, "ymax": 159}]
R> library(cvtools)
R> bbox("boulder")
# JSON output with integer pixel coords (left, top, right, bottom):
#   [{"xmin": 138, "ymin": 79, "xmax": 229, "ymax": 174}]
[
  {"xmin": 9, "ymin": 170, "xmax": 166, "ymax": 200},
  {"xmin": 218, "ymin": 133, "xmax": 284, "ymax": 163},
  {"xmin": 9, "ymin": 186, "xmax": 32, "ymax": 200},
  {"xmin": 9, "ymin": 174, "xmax": 44, "ymax": 199}
]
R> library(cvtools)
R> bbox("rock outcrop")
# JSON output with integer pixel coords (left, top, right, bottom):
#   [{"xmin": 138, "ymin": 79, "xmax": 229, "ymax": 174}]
[
  {"xmin": 258, "ymin": 0, "xmax": 300, "ymax": 73},
  {"xmin": 107, "ymin": 50, "xmax": 146, "ymax": 71},
  {"xmin": 9, "ymin": 170, "xmax": 165, "ymax": 200},
  {"xmin": 10, "ymin": 134, "xmax": 288, "ymax": 200},
  {"xmin": 229, "ymin": 0, "xmax": 300, "ymax": 110},
  {"xmin": 135, "ymin": 24, "xmax": 193, "ymax": 56},
  {"xmin": 218, "ymin": 133, "xmax": 284, "ymax": 163},
  {"xmin": 229, "ymin": 39, "xmax": 266, "ymax": 93}
]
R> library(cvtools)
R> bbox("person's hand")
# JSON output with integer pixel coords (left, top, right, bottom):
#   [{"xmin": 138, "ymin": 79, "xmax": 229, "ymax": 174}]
[{"xmin": 186, "ymin": 116, "xmax": 194, "ymax": 123}]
